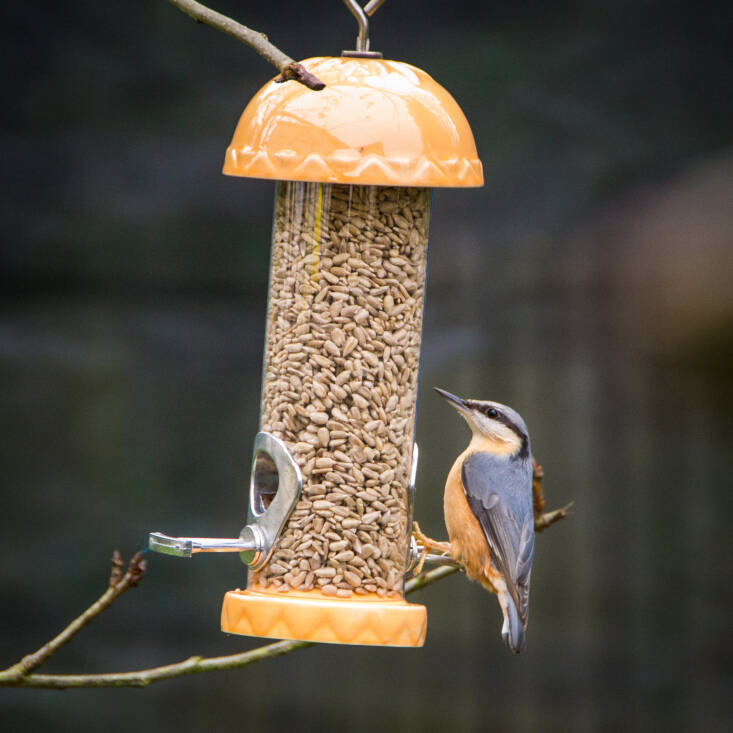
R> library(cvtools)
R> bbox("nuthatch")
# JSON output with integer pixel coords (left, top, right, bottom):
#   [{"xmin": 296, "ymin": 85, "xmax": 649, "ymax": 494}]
[{"xmin": 415, "ymin": 388, "xmax": 535, "ymax": 653}]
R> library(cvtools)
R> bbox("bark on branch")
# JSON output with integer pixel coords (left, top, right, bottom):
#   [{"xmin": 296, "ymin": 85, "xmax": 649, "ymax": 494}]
[{"xmin": 165, "ymin": 0, "xmax": 325, "ymax": 90}]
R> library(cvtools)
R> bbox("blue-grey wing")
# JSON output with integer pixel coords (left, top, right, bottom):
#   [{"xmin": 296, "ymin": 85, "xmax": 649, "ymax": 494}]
[{"xmin": 461, "ymin": 451, "xmax": 535, "ymax": 624}]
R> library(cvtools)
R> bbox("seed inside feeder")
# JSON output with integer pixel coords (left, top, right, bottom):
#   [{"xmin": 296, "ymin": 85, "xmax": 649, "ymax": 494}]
[{"xmin": 254, "ymin": 182, "xmax": 430, "ymax": 598}]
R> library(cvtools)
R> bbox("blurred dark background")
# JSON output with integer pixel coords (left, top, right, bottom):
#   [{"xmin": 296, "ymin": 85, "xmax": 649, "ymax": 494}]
[{"xmin": 2, "ymin": 1, "xmax": 732, "ymax": 731}]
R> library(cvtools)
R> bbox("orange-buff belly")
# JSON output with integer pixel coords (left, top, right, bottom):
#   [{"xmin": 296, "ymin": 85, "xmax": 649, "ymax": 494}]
[{"xmin": 443, "ymin": 448, "xmax": 498, "ymax": 594}]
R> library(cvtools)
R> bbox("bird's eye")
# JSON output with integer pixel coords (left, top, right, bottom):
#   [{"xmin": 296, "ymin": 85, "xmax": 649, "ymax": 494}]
[{"xmin": 487, "ymin": 407, "xmax": 499, "ymax": 419}]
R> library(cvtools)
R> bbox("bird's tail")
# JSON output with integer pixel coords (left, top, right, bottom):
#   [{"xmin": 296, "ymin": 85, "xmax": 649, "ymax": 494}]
[{"xmin": 500, "ymin": 593, "xmax": 526, "ymax": 654}]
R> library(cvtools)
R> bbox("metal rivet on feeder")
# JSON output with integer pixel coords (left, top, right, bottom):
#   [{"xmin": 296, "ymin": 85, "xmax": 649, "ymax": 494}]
[{"xmin": 149, "ymin": 2, "xmax": 483, "ymax": 647}]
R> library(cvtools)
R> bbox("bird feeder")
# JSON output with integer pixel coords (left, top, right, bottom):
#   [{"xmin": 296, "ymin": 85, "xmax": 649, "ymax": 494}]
[{"xmin": 149, "ymin": 9, "xmax": 482, "ymax": 647}]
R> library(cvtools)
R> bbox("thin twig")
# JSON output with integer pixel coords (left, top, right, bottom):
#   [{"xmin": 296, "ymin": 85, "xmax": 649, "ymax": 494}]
[
  {"xmin": 5, "ymin": 640, "xmax": 313, "ymax": 689},
  {"xmin": 535, "ymin": 502, "xmax": 574, "ymax": 531},
  {"xmin": 0, "ymin": 564, "xmax": 455, "ymax": 689},
  {"xmin": 532, "ymin": 459, "xmax": 573, "ymax": 532},
  {"xmin": 405, "ymin": 563, "xmax": 459, "ymax": 592},
  {"xmin": 0, "ymin": 552, "xmax": 146, "ymax": 685},
  {"xmin": 165, "ymin": 0, "xmax": 325, "ymax": 90}
]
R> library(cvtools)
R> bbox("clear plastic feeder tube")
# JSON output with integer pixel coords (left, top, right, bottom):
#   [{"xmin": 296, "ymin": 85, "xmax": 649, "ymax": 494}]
[{"xmin": 252, "ymin": 181, "xmax": 431, "ymax": 598}]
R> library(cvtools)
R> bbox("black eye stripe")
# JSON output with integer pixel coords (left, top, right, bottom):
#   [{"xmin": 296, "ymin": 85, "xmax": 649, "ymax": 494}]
[{"xmin": 468, "ymin": 401, "xmax": 500, "ymax": 419}]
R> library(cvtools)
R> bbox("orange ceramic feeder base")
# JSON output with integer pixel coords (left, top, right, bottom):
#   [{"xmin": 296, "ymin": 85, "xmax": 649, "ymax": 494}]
[{"xmin": 221, "ymin": 588, "xmax": 427, "ymax": 647}]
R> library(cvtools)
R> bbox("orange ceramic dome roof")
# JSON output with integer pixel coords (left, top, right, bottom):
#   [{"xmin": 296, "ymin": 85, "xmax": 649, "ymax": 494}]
[{"xmin": 223, "ymin": 56, "xmax": 483, "ymax": 187}]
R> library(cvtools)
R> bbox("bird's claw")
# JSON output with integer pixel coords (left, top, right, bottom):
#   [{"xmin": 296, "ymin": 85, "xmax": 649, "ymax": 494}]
[
  {"xmin": 411, "ymin": 521, "xmax": 429, "ymax": 574},
  {"xmin": 413, "ymin": 545, "xmax": 428, "ymax": 575}
]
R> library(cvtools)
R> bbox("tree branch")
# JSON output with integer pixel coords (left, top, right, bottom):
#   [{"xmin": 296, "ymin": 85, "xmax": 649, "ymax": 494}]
[
  {"xmin": 0, "ymin": 464, "xmax": 567, "ymax": 689},
  {"xmin": 165, "ymin": 0, "xmax": 325, "ymax": 90},
  {"xmin": 0, "ymin": 551, "xmax": 146, "ymax": 685},
  {"xmin": 0, "ymin": 564, "xmax": 456, "ymax": 689}
]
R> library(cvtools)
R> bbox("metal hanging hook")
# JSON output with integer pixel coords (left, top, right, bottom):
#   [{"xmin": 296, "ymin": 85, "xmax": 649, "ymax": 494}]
[
  {"xmin": 343, "ymin": 0, "xmax": 387, "ymax": 53},
  {"xmin": 343, "ymin": 0, "xmax": 369, "ymax": 52}
]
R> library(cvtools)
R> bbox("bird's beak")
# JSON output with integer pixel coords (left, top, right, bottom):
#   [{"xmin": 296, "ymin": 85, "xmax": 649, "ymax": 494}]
[{"xmin": 434, "ymin": 387, "xmax": 471, "ymax": 416}]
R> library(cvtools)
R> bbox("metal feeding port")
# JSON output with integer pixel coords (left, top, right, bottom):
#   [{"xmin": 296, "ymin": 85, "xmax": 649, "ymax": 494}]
[{"xmin": 148, "ymin": 432, "xmax": 302, "ymax": 571}]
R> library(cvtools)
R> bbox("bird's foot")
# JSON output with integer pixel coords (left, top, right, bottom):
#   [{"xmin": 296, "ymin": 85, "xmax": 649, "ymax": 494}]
[
  {"xmin": 534, "ymin": 502, "xmax": 574, "ymax": 532},
  {"xmin": 412, "ymin": 521, "xmax": 451, "ymax": 553},
  {"xmin": 412, "ymin": 521, "xmax": 452, "ymax": 574}
]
